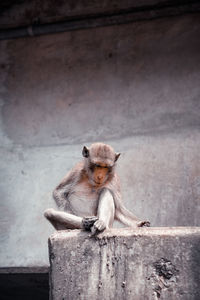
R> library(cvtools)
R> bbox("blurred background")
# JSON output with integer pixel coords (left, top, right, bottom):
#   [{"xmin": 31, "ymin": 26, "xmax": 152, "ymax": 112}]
[{"xmin": 0, "ymin": 1, "xmax": 200, "ymax": 299}]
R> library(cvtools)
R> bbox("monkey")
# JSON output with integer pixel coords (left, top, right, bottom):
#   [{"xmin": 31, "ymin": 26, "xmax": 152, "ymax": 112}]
[{"xmin": 44, "ymin": 142, "xmax": 150, "ymax": 234}]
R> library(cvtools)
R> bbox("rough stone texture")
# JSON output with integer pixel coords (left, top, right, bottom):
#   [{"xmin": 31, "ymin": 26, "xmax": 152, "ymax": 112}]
[
  {"xmin": 0, "ymin": 13, "xmax": 200, "ymax": 268},
  {"xmin": 49, "ymin": 227, "xmax": 200, "ymax": 300}
]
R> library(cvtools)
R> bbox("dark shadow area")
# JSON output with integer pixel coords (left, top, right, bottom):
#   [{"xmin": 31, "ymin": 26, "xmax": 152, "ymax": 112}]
[
  {"xmin": 0, "ymin": 273, "xmax": 49, "ymax": 300},
  {"xmin": 190, "ymin": 238, "xmax": 200, "ymax": 300}
]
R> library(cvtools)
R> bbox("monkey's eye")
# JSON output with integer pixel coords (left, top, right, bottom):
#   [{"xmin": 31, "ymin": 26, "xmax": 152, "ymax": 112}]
[
  {"xmin": 89, "ymin": 164, "xmax": 95, "ymax": 171},
  {"xmin": 95, "ymin": 164, "xmax": 109, "ymax": 170},
  {"xmin": 95, "ymin": 164, "xmax": 112, "ymax": 172},
  {"xmin": 95, "ymin": 164, "xmax": 101, "ymax": 168}
]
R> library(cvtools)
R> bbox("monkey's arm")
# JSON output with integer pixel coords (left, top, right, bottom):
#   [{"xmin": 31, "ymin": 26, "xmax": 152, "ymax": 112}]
[
  {"xmin": 53, "ymin": 186, "xmax": 69, "ymax": 210},
  {"xmin": 115, "ymin": 205, "xmax": 150, "ymax": 227},
  {"xmin": 53, "ymin": 162, "xmax": 82, "ymax": 209}
]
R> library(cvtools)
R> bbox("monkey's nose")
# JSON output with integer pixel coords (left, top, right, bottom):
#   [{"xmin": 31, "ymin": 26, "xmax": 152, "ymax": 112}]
[{"xmin": 97, "ymin": 175, "xmax": 103, "ymax": 180}]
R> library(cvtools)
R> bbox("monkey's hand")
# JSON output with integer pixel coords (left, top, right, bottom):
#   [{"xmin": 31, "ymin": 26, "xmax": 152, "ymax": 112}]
[
  {"xmin": 82, "ymin": 216, "xmax": 98, "ymax": 231},
  {"xmin": 137, "ymin": 220, "xmax": 151, "ymax": 227},
  {"xmin": 91, "ymin": 219, "xmax": 106, "ymax": 235}
]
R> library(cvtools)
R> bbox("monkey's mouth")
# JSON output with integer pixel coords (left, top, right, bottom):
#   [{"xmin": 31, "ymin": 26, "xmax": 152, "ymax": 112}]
[{"xmin": 94, "ymin": 180, "xmax": 104, "ymax": 185}]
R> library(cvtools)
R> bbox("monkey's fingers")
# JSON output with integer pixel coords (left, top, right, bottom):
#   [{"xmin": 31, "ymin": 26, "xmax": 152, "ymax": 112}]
[
  {"xmin": 82, "ymin": 216, "xmax": 98, "ymax": 231},
  {"xmin": 91, "ymin": 225, "xmax": 98, "ymax": 235},
  {"xmin": 91, "ymin": 220, "xmax": 106, "ymax": 236},
  {"xmin": 93, "ymin": 220, "xmax": 106, "ymax": 232},
  {"xmin": 138, "ymin": 221, "xmax": 151, "ymax": 227}
]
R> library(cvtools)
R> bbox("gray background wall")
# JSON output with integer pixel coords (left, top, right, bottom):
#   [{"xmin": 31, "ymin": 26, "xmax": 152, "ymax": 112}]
[{"xmin": 0, "ymin": 12, "xmax": 200, "ymax": 268}]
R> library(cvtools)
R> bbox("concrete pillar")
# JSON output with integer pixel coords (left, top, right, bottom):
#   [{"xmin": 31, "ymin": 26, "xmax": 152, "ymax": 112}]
[{"xmin": 48, "ymin": 227, "xmax": 200, "ymax": 300}]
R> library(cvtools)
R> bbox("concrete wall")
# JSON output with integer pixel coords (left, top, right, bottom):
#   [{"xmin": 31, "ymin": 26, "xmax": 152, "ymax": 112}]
[
  {"xmin": 49, "ymin": 227, "xmax": 200, "ymax": 300},
  {"xmin": 0, "ymin": 13, "xmax": 200, "ymax": 268}
]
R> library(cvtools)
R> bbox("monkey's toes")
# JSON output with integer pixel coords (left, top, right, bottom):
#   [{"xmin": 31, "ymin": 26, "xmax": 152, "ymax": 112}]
[
  {"xmin": 138, "ymin": 221, "xmax": 151, "ymax": 227},
  {"xmin": 82, "ymin": 216, "xmax": 98, "ymax": 231}
]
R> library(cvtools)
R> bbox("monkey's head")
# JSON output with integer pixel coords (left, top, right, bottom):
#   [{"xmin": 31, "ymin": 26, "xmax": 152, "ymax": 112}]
[{"xmin": 82, "ymin": 143, "xmax": 120, "ymax": 186}]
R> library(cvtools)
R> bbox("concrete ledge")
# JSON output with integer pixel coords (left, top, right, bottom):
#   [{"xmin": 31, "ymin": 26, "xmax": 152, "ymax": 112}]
[{"xmin": 49, "ymin": 227, "xmax": 200, "ymax": 300}]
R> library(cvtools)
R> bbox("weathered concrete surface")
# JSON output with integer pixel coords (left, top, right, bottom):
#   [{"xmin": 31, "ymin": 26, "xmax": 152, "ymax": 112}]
[
  {"xmin": 49, "ymin": 227, "xmax": 200, "ymax": 300},
  {"xmin": 0, "ymin": 13, "xmax": 200, "ymax": 269}
]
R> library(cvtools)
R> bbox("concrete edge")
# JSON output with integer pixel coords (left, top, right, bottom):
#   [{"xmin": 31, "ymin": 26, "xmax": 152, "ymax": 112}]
[{"xmin": 49, "ymin": 227, "xmax": 200, "ymax": 242}]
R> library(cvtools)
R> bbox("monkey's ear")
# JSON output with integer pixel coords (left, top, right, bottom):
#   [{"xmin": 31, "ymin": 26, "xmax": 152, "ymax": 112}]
[
  {"xmin": 82, "ymin": 146, "xmax": 89, "ymax": 158},
  {"xmin": 115, "ymin": 153, "xmax": 121, "ymax": 162}
]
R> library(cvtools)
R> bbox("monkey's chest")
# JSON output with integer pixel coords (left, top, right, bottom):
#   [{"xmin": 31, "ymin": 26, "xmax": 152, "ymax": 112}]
[{"xmin": 66, "ymin": 183, "xmax": 99, "ymax": 217}]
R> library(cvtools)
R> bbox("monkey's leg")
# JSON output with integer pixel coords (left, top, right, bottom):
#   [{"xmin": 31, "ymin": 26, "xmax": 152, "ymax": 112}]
[
  {"xmin": 91, "ymin": 188, "xmax": 115, "ymax": 235},
  {"xmin": 44, "ymin": 208, "xmax": 83, "ymax": 230}
]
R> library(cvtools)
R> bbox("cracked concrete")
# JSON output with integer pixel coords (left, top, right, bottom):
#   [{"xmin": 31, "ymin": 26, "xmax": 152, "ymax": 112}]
[{"xmin": 49, "ymin": 227, "xmax": 200, "ymax": 300}]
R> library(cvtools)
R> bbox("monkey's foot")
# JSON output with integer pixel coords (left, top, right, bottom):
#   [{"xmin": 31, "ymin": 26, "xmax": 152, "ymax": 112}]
[
  {"xmin": 82, "ymin": 216, "xmax": 98, "ymax": 231},
  {"xmin": 138, "ymin": 221, "xmax": 151, "ymax": 227}
]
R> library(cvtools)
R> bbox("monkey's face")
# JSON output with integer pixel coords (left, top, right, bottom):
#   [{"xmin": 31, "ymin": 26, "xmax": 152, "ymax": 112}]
[
  {"xmin": 89, "ymin": 163, "xmax": 111, "ymax": 186},
  {"xmin": 82, "ymin": 143, "xmax": 120, "ymax": 186}
]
